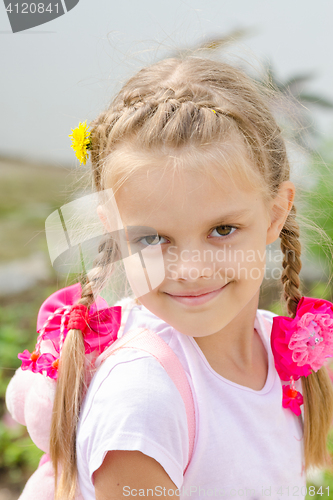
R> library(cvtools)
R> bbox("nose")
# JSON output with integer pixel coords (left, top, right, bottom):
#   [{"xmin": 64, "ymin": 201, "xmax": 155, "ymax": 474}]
[{"xmin": 165, "ymin": 245, "xmax": 215, "ymax": 281}]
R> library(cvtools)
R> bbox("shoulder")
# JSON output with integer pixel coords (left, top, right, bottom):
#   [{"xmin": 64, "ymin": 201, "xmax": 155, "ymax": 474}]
[
  {"xmin": 80, "ymin": 347, "xmax": 187, "ymax": 426},
  {"xmin": 77, "ymin": 347, "xmax": 189, "ymax": 489},
  {"xmin": 257, "ymin": 308, "xmax": 278, "ymax": 323}
]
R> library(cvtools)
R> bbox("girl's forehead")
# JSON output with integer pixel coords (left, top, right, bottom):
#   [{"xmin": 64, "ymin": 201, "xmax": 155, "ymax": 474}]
[
  {"xmin": 108, "ymin": 141, "xmax": 263, "ymax": 197},
  {"xmin": 117, "ymin": 163, "xmax": 245, "ymax": 200},
  {"xmin": 111, "ymin": 164, "xmax": 265, "ymax": 230},
  {"xmin": 103, "ymin": 141, "xmax": 268, "ymax": 225}
]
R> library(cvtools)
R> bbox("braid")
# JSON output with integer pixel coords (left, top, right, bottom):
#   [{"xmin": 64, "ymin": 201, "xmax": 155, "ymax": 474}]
[
  {"xmin": 89, "ymin": 108, "xmax": 127, "ymax": 190},
  {"xmin": 87, "ymin": 72, "xmax": 281, "ymax": 196},
  {"xmin": 84, "ymin": 233, "xmax": 120, "ymax": 295},
  {"xmin": 280, "ymin": 204, "xmax": 333, "ymax": 471},
  {"xmin": 280, "ymin": 204, "xmax": 302, "ymax": 317},
  {"xmin": 51, "ymin": 231, "xmax": 119, "ymax": 500}
]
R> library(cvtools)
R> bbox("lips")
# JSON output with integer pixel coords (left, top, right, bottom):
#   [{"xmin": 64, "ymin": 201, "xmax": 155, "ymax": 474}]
[
  {"xmin": 165, "ymin": 286, "xmax": 225, "ymax": 297},
  {"xmin": 164, "ymin": 284, "xmax": 228, "ymax": 306}
]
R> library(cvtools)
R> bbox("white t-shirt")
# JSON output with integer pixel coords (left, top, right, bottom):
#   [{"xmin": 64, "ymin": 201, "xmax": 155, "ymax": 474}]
[{"xmin": 76, "ymin": 301, "xmax": 306, "ymax": 500}]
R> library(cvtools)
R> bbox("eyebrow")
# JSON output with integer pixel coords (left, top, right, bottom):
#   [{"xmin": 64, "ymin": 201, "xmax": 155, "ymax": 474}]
[{"xmin": 204, "ymin": 208, "xmax": 251, "ymax": 227}]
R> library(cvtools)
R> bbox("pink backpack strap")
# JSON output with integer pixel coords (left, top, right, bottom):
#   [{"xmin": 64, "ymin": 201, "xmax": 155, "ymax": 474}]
[{"xmin": 101, "ymin": 327, "xmax": 196, "ymax": 475}]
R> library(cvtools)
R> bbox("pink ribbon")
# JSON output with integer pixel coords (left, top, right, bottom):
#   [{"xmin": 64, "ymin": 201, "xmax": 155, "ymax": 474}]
[
  {"xmin": 36, "ymin": 282, "xmax": 122, "ymax": 355},
  {"xmin": 271, "ymin": 296, "xmax": 333, "ymax": 381},
  {"xmin": 18, "ymin": 283, "xmax": 122, "ymax": 379},
  {"xmin": 271, "ymin": 296, "xmax": 333, "ymax": 416}
]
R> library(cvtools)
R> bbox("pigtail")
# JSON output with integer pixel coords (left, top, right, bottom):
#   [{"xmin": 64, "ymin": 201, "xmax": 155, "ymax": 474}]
[
  {"xmin": 50, "ymin": 232, "xmax": 120, "ymax": 500},
  {"xmin": 50, "ymin": 279, "xmax": 94, "ymax": 500},
  {"xmin": 280, "ymin": 205, "xmax": 333, "ymax": 472},
  {"xmin": 280, "ymin": 205, "xmax": 302, "ymax": 317}
]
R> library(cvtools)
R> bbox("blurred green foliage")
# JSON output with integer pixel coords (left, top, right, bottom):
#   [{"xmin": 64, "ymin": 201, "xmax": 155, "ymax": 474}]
[
  {"xmin": 0, "ymin": 157, "xmax": 78, "ymax": 262},
  {"xmin": 301, "ymin": 149, "xmax": 333, "ymax": 279},
  {"xmin": 0, "ymin": 157, "xmax": 71, "ymax": 491}
]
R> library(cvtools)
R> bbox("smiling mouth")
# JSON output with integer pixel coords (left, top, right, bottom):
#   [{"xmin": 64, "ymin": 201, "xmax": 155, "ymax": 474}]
[
  {"xmin": 163, "ymin": 283, "xmax": 229, "ymax": 306},
  {"xmin": 165, "ymin": 284, "xmax": 228, "ymax": 297}
]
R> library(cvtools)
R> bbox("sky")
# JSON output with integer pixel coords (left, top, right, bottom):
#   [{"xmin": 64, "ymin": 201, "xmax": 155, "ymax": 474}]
[{"xmin": 1, "ymin": 0, "xmax": 333, "ymax": 166}]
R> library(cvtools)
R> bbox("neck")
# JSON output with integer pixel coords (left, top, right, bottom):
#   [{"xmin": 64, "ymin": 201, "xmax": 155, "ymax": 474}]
[{"xmin": 192, "ymin": 291, "xmax": 260, "ymax": 372}]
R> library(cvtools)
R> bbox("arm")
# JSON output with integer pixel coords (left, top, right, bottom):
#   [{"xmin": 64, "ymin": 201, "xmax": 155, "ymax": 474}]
[{"xmin": 94, "ymin": 450, "xmax": 179, "ymax": 500}]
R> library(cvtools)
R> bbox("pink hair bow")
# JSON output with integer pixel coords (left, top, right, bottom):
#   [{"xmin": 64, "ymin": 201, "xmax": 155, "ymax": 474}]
[
  {"xmin": 18, "ymin": 283, "xmax": 122, "ymax": 380},
  {"xmin": 271, "ymin": 296, "xmax": 333, "ymax": 416}
]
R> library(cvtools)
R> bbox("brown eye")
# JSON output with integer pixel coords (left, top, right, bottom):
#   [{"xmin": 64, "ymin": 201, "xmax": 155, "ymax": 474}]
[
  {"xmin": 216, "ymin": 226, "xmax": 232, "ymax": 236},
  {"xmin": 211, "ymin": 225, "xmax": 236, "ymax": 238}
]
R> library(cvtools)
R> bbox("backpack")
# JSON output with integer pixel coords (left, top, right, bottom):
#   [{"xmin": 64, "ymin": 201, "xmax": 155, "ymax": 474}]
[{"xmin": 5, "ymin": 283, "xmax": 196, "ymax": 500}]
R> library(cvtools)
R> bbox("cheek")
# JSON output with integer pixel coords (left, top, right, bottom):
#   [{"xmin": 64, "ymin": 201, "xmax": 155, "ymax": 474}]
[
  {"xmin": 223, "ymin": 235, "xmax": 267, "ymax": 284},
  {"xmin": 123, "ymin": 256, "xmax": 150, "ymax": 298},
  {"xmin": 242, "ymin": 250, "xmax": 266, "ymax": 285},
  {"xmin": 123, "ymin": 245, "xmax": 166, "ymax": 299}
]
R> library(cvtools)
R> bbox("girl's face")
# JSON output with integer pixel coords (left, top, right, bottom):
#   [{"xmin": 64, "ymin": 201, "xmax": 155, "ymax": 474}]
[{"xmin": 100, "ymin": 149, "xmax": 290, "ymax": 339}]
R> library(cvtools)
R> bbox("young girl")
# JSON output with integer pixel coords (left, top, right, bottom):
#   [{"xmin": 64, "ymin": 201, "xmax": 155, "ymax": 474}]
[{"xmin": 9, "ymin": 56, "xmax": 333, "ymax": 500}]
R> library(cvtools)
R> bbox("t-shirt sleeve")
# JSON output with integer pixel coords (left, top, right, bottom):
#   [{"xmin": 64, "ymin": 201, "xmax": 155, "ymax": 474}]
[{"xmin": 77, "ymin": 348, "xmax": 189, "ymax": 490}]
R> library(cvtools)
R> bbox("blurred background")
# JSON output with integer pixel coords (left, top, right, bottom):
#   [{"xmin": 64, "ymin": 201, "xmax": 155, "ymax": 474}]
[{"xmin": 1, "ymin": 0, "xmax": 333, "ymax": 498}]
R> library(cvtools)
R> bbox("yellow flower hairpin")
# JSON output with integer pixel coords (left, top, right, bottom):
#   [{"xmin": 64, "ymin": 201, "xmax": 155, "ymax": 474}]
[{"xmin": 68, "ymin": 120, "xmax": 91, "ymax": 165}]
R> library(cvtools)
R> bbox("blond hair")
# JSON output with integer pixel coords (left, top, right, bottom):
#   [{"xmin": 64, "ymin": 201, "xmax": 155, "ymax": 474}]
[{"xmin": 50, "ymin": 56, "xmax": 333, "ymax": 498}]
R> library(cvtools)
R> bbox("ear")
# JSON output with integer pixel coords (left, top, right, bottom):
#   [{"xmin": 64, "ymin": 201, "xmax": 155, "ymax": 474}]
[
  {"xmin": 266, "ymin": 181, "xmax": 295, "ymax": 245},
  {"xmin": 97, "ymin": 204, "xmax": 111, "ymax": 232}
]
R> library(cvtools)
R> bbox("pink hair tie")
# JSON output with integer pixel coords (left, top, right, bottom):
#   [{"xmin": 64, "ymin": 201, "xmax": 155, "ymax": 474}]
[
  {"xmin": 271, "ymin": 296, "xmax": 333, "ymax": 416},
  {"xmin": 67, "ymin": 304, "xmax": 89, "ymax": 334},
  {"xmin": 18, "ymin": 283, "xmax": 122, "ymax": 381}
]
